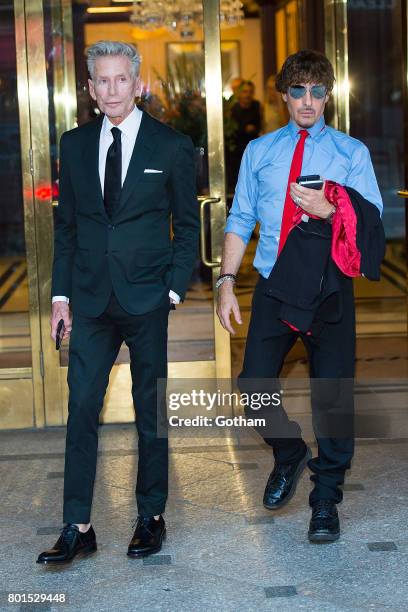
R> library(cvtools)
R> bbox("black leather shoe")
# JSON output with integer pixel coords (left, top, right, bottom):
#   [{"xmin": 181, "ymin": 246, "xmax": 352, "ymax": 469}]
[
  {"xmin": 308, "ymin": 500, "xmax": 340, "ymax": 543},
  {"xmin": 263, "ymin": 445, "xmax": 312, "ymax": 510},
  {"xmin": 127, "ymin": 515, "xmax": 166, "ymax": 558},
  {"xmin": 37, "ymin": 524, "xmax": 97, "ymax": 565}
]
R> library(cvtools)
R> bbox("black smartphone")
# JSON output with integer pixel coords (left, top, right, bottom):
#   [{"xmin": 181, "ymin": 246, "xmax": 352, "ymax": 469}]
[
  {"xmin": 296, "ymin": 174, "xmax": 324, "ymax": 190},
  {"xmin": 56, "ymin": 318, "xmax": 65, "ymax": 351}
]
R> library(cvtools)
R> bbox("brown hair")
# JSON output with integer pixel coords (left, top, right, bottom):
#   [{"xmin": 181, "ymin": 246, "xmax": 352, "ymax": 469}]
[{"xmin": 275, "ymin": 50, "xmax": 335, "ymax": 93}]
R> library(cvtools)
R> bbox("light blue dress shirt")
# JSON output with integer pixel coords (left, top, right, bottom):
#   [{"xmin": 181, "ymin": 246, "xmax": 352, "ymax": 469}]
[{"xmin": 225, "ymin": 116, "xmax": 383, "ymax": 278}]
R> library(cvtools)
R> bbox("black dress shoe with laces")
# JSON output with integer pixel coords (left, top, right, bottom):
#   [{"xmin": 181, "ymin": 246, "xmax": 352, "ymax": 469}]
[
  {"xmin": 37, "ymin": 524, "xmax": 97, "ymax": 565},
  {"xmin": 308, "ymin": 500, "xmax": 340, "ymax": 543},
  {"xmin": 263, "ymin": 445, "xmax": 312, "ymax": 510},
  {"xmin": 127, "ymin": 515, "xmax": 166, "ymax": 558}
]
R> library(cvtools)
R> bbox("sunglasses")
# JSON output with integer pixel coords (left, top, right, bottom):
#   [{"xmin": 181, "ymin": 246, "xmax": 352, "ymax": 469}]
[{"xmin": 288, "ymin": 85, "xmax": 327, "ymax": 100}]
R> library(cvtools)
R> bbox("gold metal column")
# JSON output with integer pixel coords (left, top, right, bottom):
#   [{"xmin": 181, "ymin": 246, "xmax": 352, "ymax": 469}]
[
  {"xmin": 324, "ymin": 0, "xmax": 349, "ymax": 134},
  {"xmin": 52, "ymin": 0, "xmax": 78, "ymax": 143},
  {"xmin": 5, "ymin": 0, "xmax": 43, "ymax": 429},
  {"xmin": 24, "ymin": 0, "xmax": 63, "ymax": 425},
  {"xmin": 202, "ymin": 0, "xmax": 232, "ymax": 380}
]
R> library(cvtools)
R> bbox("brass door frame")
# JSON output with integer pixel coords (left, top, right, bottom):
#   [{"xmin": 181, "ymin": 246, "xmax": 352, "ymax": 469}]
[
  {"xmin": 0, "ymin": 0, "xmax": 45, "ymax": 429},
  {"xmin": 17, "ymin": 0, "xmax": 231, "ymax": 426},
  {"xmin": 21, "ymin": 0, "xmax": 65, "ymax": 425},
  {"xmin": 203, "ymin": 0, "xmax": 232, "ymax": 380},
  {"xmin": 49, "ymin": 0, "xmax": 78, "ymax": 145},
  {"xmin": 324, "ymin": 0, "xmax": 349, "ymax": 133}
]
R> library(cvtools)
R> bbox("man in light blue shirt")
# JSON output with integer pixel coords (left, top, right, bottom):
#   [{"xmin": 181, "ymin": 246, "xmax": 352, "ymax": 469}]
[
  {"xmin": 224, "ymin": 97, "xmax": 382, "ymax": 279},
  {"xmin": 216, "ymin": 50, "xmax": 383, "ymax": 543}
]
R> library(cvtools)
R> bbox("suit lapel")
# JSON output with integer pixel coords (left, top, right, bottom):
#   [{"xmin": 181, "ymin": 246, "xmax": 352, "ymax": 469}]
[
  {"xmin": 82, "ymin": 115, "xmax": 108, "ymax": 220},
  {"xmin": 116, "ymin": 111, "xmax": 159, "ymax": 215}
]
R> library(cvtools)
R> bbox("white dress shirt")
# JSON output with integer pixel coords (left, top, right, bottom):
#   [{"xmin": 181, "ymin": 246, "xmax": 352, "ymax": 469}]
[
  {"xmin": 52, "ymin": 105, "xmax": 180, "ymax": 305},
  {"xmin": 98, "ymin": 104, "xmax": 142, "ymax": 193}
]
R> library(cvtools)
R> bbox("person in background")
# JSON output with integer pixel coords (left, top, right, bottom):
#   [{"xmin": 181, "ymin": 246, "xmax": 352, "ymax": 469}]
[
  {"xmin": 231, "ymin": 80, "xmax": 262, "ymax": 152},
  {"xmin": 228, "ymin": 80, "xmax": 262, "ymax": 192},
  {"xmin": 229, "ymin": 76, "xmax": 244, "ymax": 104},
  {"xmin": 263, "ymin": 74, "xmax": 287, "ymax": 133}
]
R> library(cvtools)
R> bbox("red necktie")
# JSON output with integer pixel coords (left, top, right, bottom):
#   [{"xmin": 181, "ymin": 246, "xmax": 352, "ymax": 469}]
[{"xmin": 277, "ymin": 129, "xmax": 309, "ymax": 256}]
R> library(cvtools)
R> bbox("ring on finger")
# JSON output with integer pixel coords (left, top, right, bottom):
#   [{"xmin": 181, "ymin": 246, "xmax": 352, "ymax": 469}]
[{"xmin": 293, "ymin": 195, "xmax": 302, "ymax": 205}]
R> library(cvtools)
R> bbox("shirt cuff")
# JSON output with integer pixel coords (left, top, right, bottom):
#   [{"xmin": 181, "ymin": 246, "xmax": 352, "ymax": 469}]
[
  {"xmin": 169, "ymin": 290, "xmax": 181, "ymax": 304},
  {"xmin": 52, "ymin": 296, "xmax": 69, "ymax": 304},
  {"xmin": 224, "ymin": 218, "xmax": 254, "ymax": 244}
]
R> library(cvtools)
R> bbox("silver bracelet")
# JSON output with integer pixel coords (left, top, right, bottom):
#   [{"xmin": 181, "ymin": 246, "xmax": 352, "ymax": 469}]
[{"xmin": 215, "ymin": 274, "xmax": 236, "ymax": 289}]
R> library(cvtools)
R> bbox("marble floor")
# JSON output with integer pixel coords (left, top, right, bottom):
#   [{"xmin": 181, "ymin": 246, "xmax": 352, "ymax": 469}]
[
  {"xmin": 0, "ymin": 240, "xmax": 407, "ymax": 610},
  {"xmin": 1, "ymin": 426, "xmax": 408, "ymax": 611}
]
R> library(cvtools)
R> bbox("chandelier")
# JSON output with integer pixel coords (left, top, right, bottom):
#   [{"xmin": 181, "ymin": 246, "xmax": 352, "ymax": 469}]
[{"xmin": 131, "ymin": 1, "xmax": 245, "ymax": 37}]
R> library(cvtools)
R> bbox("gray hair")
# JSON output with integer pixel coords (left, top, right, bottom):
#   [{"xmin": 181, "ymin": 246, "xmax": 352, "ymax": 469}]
[{"xmin": 86, "ymin": 41, "xmax": 141, "ymax": 79}]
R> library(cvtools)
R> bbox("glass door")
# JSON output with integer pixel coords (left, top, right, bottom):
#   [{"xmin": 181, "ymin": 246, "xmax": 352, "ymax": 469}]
[
  {"xmin": 30, "ymin": 0, "xmax": 231, "ymax": 424},
  {"xmin": 325, "ymin": 0, "xmax": 407, "ymax": 340},
  {"xmin": 0, "ymin": 0, "xmax": 47, "ymax": 429}
]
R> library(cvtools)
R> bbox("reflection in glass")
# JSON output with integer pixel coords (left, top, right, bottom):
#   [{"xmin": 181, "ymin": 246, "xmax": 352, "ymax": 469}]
[
  {"xmin": 0, "ymin": 3, "xmax": 31, "ymax": 367},
  {"xmin": 347, "ymin": 1, "xmax": 407, "ymax": 337}
]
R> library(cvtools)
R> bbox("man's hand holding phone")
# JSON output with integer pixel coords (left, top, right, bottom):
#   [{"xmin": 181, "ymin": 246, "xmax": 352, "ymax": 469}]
[
  {"xmin": 50, "ymin": 301, "xmax": 72, "ymax": 347},
  {"xmin": 290, "ymin": 174, "xmax": 335, "ymax": 220}
]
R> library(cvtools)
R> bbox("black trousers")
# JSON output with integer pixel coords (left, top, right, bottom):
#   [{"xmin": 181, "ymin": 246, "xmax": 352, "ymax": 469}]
[
  {"xmin": 239, "ymin": 275, "xmax": 355, "ymax": 505},
  {"xmin": 63, "ymin": 293, "xmax": 170, "ymax": 523}
]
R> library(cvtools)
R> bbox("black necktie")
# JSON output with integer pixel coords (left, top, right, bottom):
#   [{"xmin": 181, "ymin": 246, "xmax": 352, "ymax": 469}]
[{"xmin": 104, "ymin": 127, "xmax": 122, "ymax": 218}]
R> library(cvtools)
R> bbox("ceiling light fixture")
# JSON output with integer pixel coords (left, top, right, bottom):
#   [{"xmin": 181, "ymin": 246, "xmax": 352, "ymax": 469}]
[{"xmin": 131, "ymin": 0, "xmax": 244, "ymax": 37}]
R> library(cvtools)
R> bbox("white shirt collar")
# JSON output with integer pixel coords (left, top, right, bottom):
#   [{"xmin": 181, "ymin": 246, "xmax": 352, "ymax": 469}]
[{"xmin": 102, "ymin": 105, "xmax": 143, "ymax": 139}]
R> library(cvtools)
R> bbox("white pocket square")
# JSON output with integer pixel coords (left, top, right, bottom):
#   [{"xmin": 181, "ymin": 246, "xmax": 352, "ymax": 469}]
[{"xmin": 144, "ymin": 168, "xmax": 163, "ymax": 173}]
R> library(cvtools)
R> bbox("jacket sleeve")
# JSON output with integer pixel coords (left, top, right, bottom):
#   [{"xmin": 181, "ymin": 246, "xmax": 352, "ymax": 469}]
[
  {"xmin": 326, "ymin": 181, "xmax": 385, "ymax": 281},
  {"xmin": 51, "ymin": 132, "xmax": 77, "ymax": 298},
  {"xmin": 168, "ymin": 134, "xmax": 200, "ymax": 301}
]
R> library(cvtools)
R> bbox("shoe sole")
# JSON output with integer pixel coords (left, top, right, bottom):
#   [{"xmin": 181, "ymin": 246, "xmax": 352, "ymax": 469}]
[
  {"xmin": 263, "ymin": 446, "xmax": 312, "ymax": 511},
  {"xmin": 36, "ymin": 544, "xmax": 98, "ymax": 565},
  {"xmin": 308, "ymin": 530, "xmax": 340, "ymax": 543},
  {"xmin": 127, "ymin": 529, "xmax": 166, "ymax": 559}
]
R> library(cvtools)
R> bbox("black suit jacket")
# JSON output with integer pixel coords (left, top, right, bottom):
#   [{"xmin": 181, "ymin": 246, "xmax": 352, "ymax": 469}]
[
  {"xmin": 346, "ymin": 186, "xmax": 385, "ymax": 281},
  {"xmin": 263, "ymin": 188, "xmax": 385, "ymax": 332},
  {"xmin": 51, "ymin": 111, "xmax": 200, "ymax": 316}
]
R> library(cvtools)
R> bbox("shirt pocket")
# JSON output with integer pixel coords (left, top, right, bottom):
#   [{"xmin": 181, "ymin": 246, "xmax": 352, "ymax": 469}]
[
  {"xmin": 140, "ymin": 172, "xmax": 168, "ymax": 182},
  {"xmin": 257, "ymin": 159, "xmax": 288, "ymax": 196}
]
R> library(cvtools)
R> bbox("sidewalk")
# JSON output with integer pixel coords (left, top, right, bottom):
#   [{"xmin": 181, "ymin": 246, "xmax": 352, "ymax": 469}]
[{"xmin": 1, "ymin": 425, "xmax": 408, "ymax": 611}]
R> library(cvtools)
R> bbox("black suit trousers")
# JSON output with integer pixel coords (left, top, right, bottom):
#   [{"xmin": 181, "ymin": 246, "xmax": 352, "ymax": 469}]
[
  {"xmin": 63, "ymin": 293, "xmax": 170, "ymax": 523},
  {"xmin": 239, "ymin": 275, "xmax": 355, "ymax": 505}
]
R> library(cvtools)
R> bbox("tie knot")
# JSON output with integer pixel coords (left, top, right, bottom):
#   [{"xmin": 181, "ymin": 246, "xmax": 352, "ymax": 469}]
[
  {"xmin": 298, "ymin": 129, "xmax": 309, "ymax": 140},
  {"xmin": 111, "ymin": 127, "xmax": 121, "ymax": 142}
]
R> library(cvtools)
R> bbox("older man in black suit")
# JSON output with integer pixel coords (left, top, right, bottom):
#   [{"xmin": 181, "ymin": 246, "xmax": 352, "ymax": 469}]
[{"xmin": 37, "ymin": 41, "xmax": 199, "ymax": 565}]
